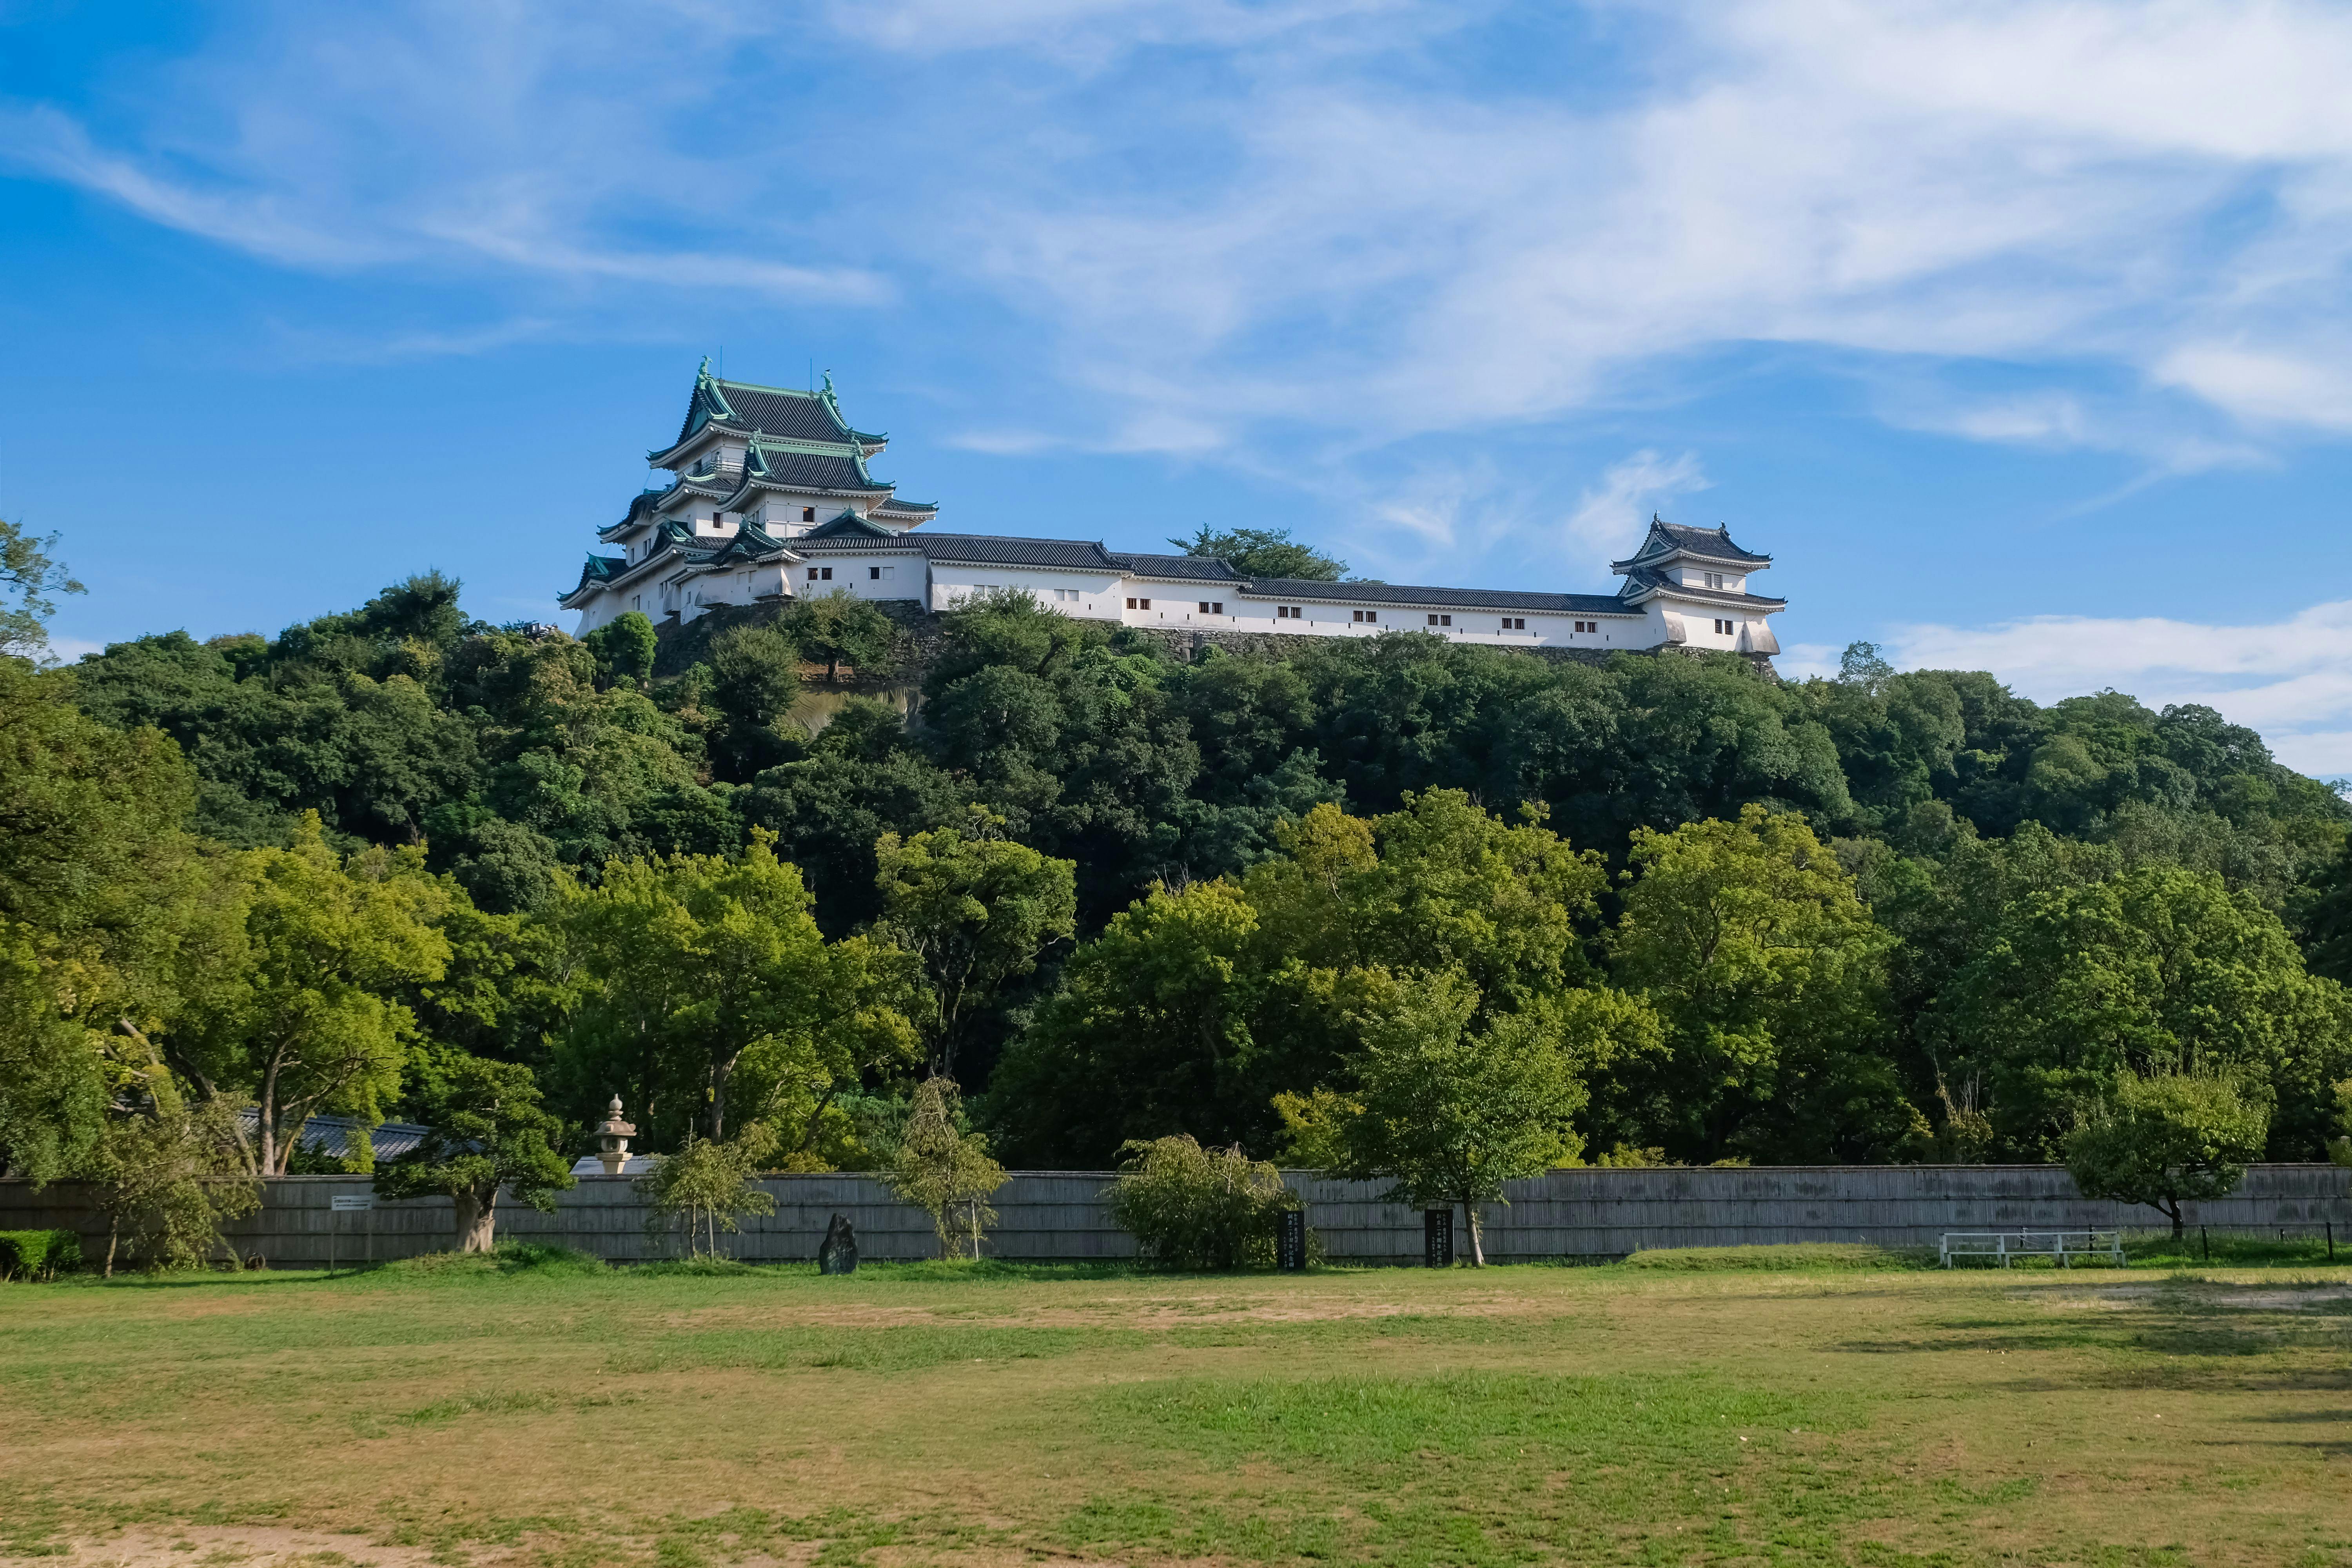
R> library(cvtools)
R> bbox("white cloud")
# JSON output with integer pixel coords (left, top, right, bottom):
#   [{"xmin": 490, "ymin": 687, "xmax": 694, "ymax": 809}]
[
  {"xmin": 22, "ymin": 0, "xmax": 2352, "ymax": 490},
  {"xmin": 1882, "ymin": 598, "xmax": 2352, "ymax": 776},
  {"xmin": 1563, "ymin": 450, "xmax": 1710, "ymax": 568}
]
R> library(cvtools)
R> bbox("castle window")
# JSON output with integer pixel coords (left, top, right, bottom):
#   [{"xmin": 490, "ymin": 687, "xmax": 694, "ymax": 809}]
[
  {"xmin": 1705, "ymin": 572, "xmax": 1725, "ymax": 590},
  {"xmin": 1353, "ymin": 610, "xmax": 1378, "ymax": 624},
  {"xmin": 803, "ymin": 506, "xmax": 816, "ymax": 522},
  {"xmin": 870, "ymin": 566, "xmax": 881, "ymax": 580},
  {"xmin": 1715, "ymin": 618, "xmax": 1733, "ymax": 635},
  {"xmin": 1125, "ymin": 597, "xmax": 1151, "ymax": 611},
  {"xmin": 1198, "ymin": 601, "xmax": 1225, "ymax": 615},
  {"xmin": 1426, "ymin": 613, "xmax": 1452, "ymax": 627},
  {"xmin": 1503, "ymin": 617, "xmax": 1526, "ymax": 631}
]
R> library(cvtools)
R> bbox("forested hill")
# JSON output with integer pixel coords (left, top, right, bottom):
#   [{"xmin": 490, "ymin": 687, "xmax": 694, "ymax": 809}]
[
  {"xmin": 71, "ymin": 573, "xmax": 2345, "ymax": 925},
  {"xmin": 31, "ymin": 568, "xmax": 2352, "ymax": 1171}
]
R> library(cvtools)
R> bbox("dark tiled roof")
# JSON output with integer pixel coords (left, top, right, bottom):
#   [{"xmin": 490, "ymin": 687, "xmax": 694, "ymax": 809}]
[
  {"xmin": 801, "ymin": 511, "xmax": 902, "ymax": 541},
  {"xmin": 1612, "ymin": 518, "xmax": 1771, "ymax": 569},
  {"xmin": 1618, "ymin": 566, "xmax": 1786, "ymax": 610},
  {"xmin": 1108, "ymin": 552, "xmax": 1245, "ymax": 583},
  {"xmin": 740, "ymin": 447, "xmax": 884, "ymax": 492},
  {"xmin": 696, "ymin": 520, "xmax": 795, "ymax": 565},
  {"xmin": 561, "ymin": 554, "xmax": 627, "ymax": 601},
  {"xmin": 1241, "ymin": 577, "xmax": 1638, "ymax": 615},
  {"xmin": 915, "ymin": 533, "xmax": 1123, "ymax": 570},
  {"xmin": 666, "ymin": 365, "xmax": 888, "ymax": 452},
  {"xmin": 237, "ymin": 1108, "xmax": 434, "ymax": 1163},
  {"xmin": 713, "ymin": 383, "xmax": 867, "ymax": 445},
  {"xmin": 873, "ymin": 496, "xmax": 938, "ymax": 517}
]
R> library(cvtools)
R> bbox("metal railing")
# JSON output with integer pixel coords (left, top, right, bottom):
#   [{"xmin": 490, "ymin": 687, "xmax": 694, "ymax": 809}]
[{"xmin": 1941, "ymin": 1230, "xmax": 2125, "ymax": 1268}]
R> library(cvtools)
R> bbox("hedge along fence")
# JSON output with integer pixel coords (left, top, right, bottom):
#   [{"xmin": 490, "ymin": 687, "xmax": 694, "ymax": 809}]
[
  {"xmin": 4, "ymin": 1165, "xmax": 2348, "ymax": 1269},
  {"xmin": 0, "ymin": 1228, "xmax": 81, "ymax": 1280}
]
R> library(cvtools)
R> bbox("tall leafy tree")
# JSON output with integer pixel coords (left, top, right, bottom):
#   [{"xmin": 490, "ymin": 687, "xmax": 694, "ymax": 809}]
[
  {"xmin": 1290, "ymin": 967, "xmax": 1657, "ymax": 1265},
  {"xmin": 171, "ymin": 817, "xmax": 456, "ymax": 1174},
  {"xmin": 2064, "ymin": 1073, "xmax": 2269, "ymax": 1237},
  {"xmin": 875, "ymin": 815, "xmax": 1076, "ymax": 1079},
  {"xmin": 1942, "ymin": 864, "xmax": 2338, "ymax": 1157},
  {"xmin": 375, "ymin": 1051, "xmax": 575, "ymax": 1252},
  {"xmin": 558, "ymin": 831, "xmax": 920, "ymax": 1147},
  {"xmin": 1606, "ymin": 805, "xmax": 1902, "ymax": 1163}
]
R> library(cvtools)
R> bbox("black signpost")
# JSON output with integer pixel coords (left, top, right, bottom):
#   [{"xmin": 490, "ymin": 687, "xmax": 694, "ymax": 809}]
[
  {"xmin": 1423, "ymin": 1207, "xmax": 1454, "ymax": 1268},
  {"xmin": 1277, "ymin": 1208, "xmax": 1307, "ymax": 1272}
]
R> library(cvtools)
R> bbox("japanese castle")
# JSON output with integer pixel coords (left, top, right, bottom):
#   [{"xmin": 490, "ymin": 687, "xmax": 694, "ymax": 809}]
[{"xmin": 560, "ymin": 364, "xmax": 1785, "ymax": 657}]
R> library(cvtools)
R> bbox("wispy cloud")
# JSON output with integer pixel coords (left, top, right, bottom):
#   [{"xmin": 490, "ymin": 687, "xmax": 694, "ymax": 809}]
[
  {"xmin": 1563, "ymin": 450, "xmax": 1710, "ymax": 567},
  {"xmin": 1877, "ymin": 599, "xmax": 2352, "ymax": 776},
  {"xmin": 19, "ymin": 0, "xmax": 2352, "ymax": 551}
]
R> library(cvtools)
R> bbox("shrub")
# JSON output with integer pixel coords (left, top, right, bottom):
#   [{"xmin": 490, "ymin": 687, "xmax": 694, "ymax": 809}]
[
  {"xmin": 1105, "ymin": 1136, "xmax": 1298, "ymax": 1270},
  {"xmin": 883, "ymin": 1077, "xmax": 1007, "ymax": 1259},
  {"xmin": 637, "ymin": 1126, "xmax": 778, "ymax": 1258},
  {"xmin": 0, "ymin": 1229, "xmax": 82, "ymax": 1280}
]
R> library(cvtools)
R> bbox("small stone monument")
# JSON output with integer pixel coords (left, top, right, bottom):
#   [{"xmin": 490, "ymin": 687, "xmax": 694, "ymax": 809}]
[
  {"xmin": 1277, "ymin": 1207, "xmax": 1308, "ymax": 1272},
  {"xmin": 593, "ymin": 1096, "xmax": 637, "ymax": 1176},
  {"xmin": 1423, "ymin": 1207, "xmax": 1454, "ymax": 1268},
  {"xmin": 818, "ymin": 1212, "xmax": 858, "ymax": 1274}
]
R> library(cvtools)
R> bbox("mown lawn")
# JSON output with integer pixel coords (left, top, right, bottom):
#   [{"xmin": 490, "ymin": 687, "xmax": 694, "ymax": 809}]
[{"xmin": 2, "ymin": 1245, "xmax": 2349, "ymax": 1567}]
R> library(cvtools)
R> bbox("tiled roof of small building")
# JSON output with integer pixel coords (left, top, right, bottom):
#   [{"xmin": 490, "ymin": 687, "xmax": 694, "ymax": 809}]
[
  {"xmin": 1109, "ymin": 552, "xmax": 1247, "ymax": 582},
  {"xmin": 915, "ymin": 533, "xmax": 1124, "ymax": 570},
  {"xmin": 1612, "ymin": 517, "xmax": 1772, "ymax": 570}
]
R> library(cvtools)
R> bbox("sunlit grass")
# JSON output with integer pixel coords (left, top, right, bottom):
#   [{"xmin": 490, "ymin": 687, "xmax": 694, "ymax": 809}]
[{"xmin": 3, "ymin": 1243, "xmax": 2348, "ymax": 1566}]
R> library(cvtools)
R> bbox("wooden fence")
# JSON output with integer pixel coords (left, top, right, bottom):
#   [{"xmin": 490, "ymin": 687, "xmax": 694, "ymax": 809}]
[{"xmin": 5, "ymin": 1164, "xmax": 2347, "ymax": 1266}]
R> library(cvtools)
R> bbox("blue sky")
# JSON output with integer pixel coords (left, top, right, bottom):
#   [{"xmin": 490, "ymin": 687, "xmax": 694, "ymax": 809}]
[{"xmin": 9, "ymin": 1, "xmax": 2352, "ymax": 769}]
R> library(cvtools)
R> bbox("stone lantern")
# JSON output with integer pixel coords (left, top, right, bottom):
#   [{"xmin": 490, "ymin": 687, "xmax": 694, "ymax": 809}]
[{"xmin": 593, "ymin": 1096, "xmax": 637, "ymax": 1176}]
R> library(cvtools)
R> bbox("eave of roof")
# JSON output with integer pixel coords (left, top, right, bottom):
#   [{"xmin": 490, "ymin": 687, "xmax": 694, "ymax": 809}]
[
  {"xmin": 1615, "ymin": 567, "xmax": 1786, "ymax": 611},
  {"xmin": 1610, "ymin": 519, "xmax": 1772, "ymax": 572}
]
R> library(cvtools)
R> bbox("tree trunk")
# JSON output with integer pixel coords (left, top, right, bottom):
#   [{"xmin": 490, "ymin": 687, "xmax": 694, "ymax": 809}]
[
  {"xmin": 2164, "ymin": 1199, "xmax": 2185, "ymax": 1240},
  {"xmin": 454, "ymin": 1186, "xmax": 498, "ymax": 1253},
  {"xmin": 1463, "ymin": 1200, "xmax": 1487, "ymax": 1267}
]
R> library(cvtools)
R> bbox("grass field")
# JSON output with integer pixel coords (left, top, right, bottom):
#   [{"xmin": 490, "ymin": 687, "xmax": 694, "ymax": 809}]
[{"xmin": 3, "ymin": 1245, "xmax": 2350, "ymax": 1568}]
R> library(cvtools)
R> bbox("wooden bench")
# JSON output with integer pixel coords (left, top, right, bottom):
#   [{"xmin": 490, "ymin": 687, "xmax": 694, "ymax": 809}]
[{"xmin": 1940, "ymin": 1230, "xmax": 2125, "ymax": 1269}]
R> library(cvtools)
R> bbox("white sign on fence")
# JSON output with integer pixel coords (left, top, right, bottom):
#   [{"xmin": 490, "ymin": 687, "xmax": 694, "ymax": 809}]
[{"xmin": 331, "ymin": 1195, "xmax": 374, "ymax": 1212}]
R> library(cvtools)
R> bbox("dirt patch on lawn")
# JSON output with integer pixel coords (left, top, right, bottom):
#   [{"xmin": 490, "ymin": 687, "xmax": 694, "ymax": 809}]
[
  {"xmin": 658, "ymin": 1293, "xmax": 1540, "ymax": 1332},
  {"xmin": 3, "ymin": 1526, "xmax": 442, "ymax": 1568}
]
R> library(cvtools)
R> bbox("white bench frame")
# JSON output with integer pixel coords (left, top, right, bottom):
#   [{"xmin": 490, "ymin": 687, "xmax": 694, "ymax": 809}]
[{"xmin": 1940, "ymin": 1230, "xmax": 2125, "ymax": 1269}]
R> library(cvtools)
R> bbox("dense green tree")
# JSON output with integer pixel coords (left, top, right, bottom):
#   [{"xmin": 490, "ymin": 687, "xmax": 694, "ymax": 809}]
[
  {"xmin": 557, "ymin": 831, "xmax": 920, "ymax": 1147},
  {"xmin": 169, "ymin": 817, "xmax": 456, "ymax": 1174},
  {"xmin": 985, "ymin": 880, "xmax": 1268, "ymax": 1164},
  {"xmin": 1285, "ymin": 966, "xmax": 1657, "ymax": 1265},
  {"xmin": 782, "ymin": 590, "xmax": 900, "ymax": 683},
  {"xmin": 736, "ymin": 698, "xmax": 967, "ymax": 934},
  {"xmin": 1171, "ymin": 524, "xmax": 1349, "ymax": 581},
  {"xmin": 1941, "ymin": 865, "xmax": 2337, "ymax": 1158},
  {"xmin": 375, "ymin": 1050, "xmax": 575, "ymax": 1252},
  {"xmin": 1606, "ymin": 805, "xmax": 1902, "ymax": 1163},
  {"xmin": 989, "ymin": 793, "xmax": 1621, "ymax": 1166},
  {"xmin": 581, "ymin": 611, "xmax": 657, "ymax": 689},
  {"xmin": 2064, "ymin": 1073, "xmax": 2269, "ymax": 1236},
  {"xmin": 875, "ymin": 816, "xmax": 1077, "ymax": 1078}
]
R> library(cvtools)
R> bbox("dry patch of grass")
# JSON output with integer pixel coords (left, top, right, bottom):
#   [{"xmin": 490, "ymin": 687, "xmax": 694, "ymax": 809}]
[{"xmin": 5, "ymin": 1256, "xmax": 2352, "ymax": 1566}]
